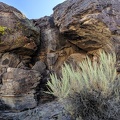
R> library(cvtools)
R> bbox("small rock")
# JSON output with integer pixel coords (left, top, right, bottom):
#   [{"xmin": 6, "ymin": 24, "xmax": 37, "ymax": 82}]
[
  {"xmin": 32, "ymin": 61, "xmax": 46, "ymax": 74},
  {"xmin": 47, "ymin": 53, "xmax": 58, "ymax": 66}
]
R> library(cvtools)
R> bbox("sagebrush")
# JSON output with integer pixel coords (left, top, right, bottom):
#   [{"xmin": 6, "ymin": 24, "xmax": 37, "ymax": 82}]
[{"xmin": 47, "ymin": 51, "xmax": 120, "ymax": 119}]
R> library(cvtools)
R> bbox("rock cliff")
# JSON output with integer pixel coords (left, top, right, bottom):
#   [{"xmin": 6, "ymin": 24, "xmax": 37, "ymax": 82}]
[
  {"xmin": 0, "ymin": 2, "xmax": 41, "ymax": 111},
  {"xmin": 0, "ymin": 0, "xmax": 120, "ymax": 119}
]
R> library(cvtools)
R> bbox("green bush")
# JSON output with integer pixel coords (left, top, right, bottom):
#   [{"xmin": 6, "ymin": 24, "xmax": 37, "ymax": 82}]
[{"xmin": 47, "ymin": 51, "xmax": 120, "ymax": 119}]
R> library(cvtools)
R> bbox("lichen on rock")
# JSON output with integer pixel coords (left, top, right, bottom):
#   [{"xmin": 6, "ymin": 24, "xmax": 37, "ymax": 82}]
[{"xmin": 0, "ymin": 26, "xmax": 6, "ymax": 35}]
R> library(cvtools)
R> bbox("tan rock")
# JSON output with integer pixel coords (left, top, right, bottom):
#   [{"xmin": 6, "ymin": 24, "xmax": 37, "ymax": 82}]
[{"xmin": 0, "ymin": 2, "xmax": 40, "ymax": 55}]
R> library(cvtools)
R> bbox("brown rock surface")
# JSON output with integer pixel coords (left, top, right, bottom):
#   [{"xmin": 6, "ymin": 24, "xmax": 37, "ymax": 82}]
[
  {"xmin": 33, "ymin": 0, "xmax": 120, "ymax": 72},
  {"xmin": 33, "ymin": 16, "xmax": 83, "ymax": 71},
  {"xmin": 53, "ymin": 0, "xmax": 120, "ymax": 70},
  {"xmin": 0, "ymin": 2, "xmax": 41, "ymax": 111},
  {"xmin": 53, "ymin": 0, "xmax": 120, "ymax": 52},
  {"xmin": 0, "ymin": 2, "xmax": 40, "ymax": 55},
  {"xmin": 32, "ymin": 16, "xmax": 66, "ymax": 69},
  {"xmin": 0, "ymin": 53, "xmax": 21, "ymax": 68}
]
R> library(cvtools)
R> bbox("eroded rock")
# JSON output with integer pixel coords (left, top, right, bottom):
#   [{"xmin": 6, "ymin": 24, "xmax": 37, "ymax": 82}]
[
  {"xmin": 53, "ymin": 0, "xmax": 120, "ymax": 53},
  {"xmin": 0, "ymin": 53, "xmax": 20, "ymax": 68},
  {"xmin": 0, "ymin": 2, "xmax": 40, "ymax": 55},
  {"xmin": 1, "ymin": 101, "xmax": 72, "ymax": 120},
  {"xmin": 0, "ymin": 67, "xmax": 41, "ymax": 110},
  {"xmin": 33, "ymin": 16, "xmax": 81, "ymax": 71},
  {"xmin": 52, "ymin": 0, "xmax": 120, "ymax": 71},
  {"xmin": 32, "ymin": 61, "xmax": 46, "ymax": 74}
]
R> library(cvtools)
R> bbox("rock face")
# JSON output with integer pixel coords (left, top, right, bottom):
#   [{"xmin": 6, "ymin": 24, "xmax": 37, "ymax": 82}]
[
  {"xmin": 1, "ymin": 101, "xmax": 72, "ymax": 120},
  {"xmin": 52, "ymin": 0, "xmax": 120, "ymax": 68},
  {"xmin": 0, "ymin": 2, "xmax": 40, "ymax": 55},
  {"xmin": 53, "ymin": 0, "xmax": 114, "ymax": 51},
  {"xmin": 0, "ymin": 2, "xmax": 41, "ymax": 111},
  {"xmin": 0, "ymin": 0, "xmax": 120, "ymax": 119},
  {"xmin": 0, "ymin": 68, "xmax": 41, "ymax": 110},
  {"xmin": 33, "ymin": 16, "xmax": 84, "ymax": 71},
  {"xmin": 33, "ymin": 0, "xmax": 120, "ymax": 72},
  {"xmin": 54, "ymin": 1, "xmax": 107, "ymax": 52}
]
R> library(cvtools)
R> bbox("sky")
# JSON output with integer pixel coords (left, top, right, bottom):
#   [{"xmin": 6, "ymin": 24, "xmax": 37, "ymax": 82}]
[{"xmin": 0, "ymin": 0, "xmax": 65, "ymax": 19}]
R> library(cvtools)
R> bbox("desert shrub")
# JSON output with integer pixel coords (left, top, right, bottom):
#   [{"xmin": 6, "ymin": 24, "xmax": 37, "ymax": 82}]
[{"xmin": 47, "ymin": 51, "xmax": 120, "ymax": 119}]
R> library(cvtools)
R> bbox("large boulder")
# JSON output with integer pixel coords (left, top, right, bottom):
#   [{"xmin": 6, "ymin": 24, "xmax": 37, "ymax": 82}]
[
  {"xmin": 0, "ymin": 67, "xmax": 41, "ymax": 111},
  {"xmin": 53, "ymin": 0, "xmax": 120, "ymax": 52},
  {"xmin": 0, "ymin": 2, "xmax": 40, "ymax": 55},
  {"xmin": 0, "ymin": 2, "xmax": 41, "ymax": 111},
  {"xmin": 53, "ymin": 0, "xmax": 120, "ymax": 70},
  {"xmin": 33, "ymin": 0, "xmax": 120, "ymax": 72}
]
